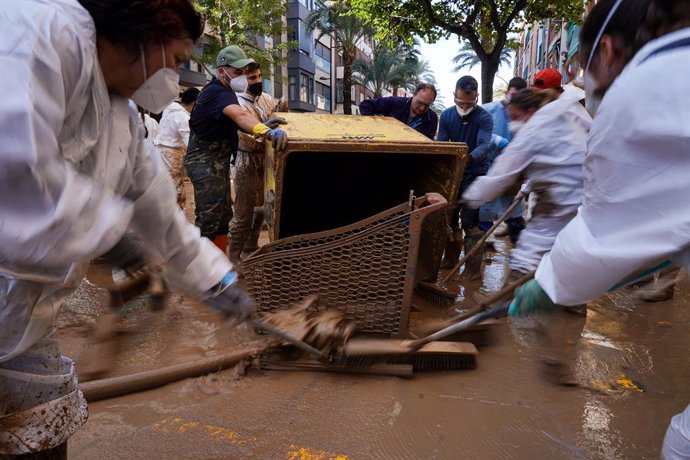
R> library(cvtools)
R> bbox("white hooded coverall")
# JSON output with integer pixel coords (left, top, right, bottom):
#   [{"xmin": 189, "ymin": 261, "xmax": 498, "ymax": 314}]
[
  {"xmin": 0, "ymin": 0, "xmax": 231, "ymax": 453},
  {"xmin": 530, "ymin": 29, "xmax": 690, "ymax": 457},
  {"xmin": 463, "ymin": 86, "xmax": 592, "ymax": 274}
]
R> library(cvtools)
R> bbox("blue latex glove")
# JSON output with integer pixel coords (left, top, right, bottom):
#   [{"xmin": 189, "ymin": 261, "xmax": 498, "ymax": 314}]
[
  {"xmin": 265, "ymin": 128, "xmax": 288, "ymax": 151},
  {"xmin": 264, "ymin": 116, "xmax": 287, "ymax": 129},
  {"xmin": 508, "ymin": 279, "xmax": 557, "ymax": 316},
  {"xmin": 491, "ymin": 133, "xmax": 509, "ymax": 149},
  {"xmin": 204, "ymin": 272, "xmax": 255, "ymax": 324}
]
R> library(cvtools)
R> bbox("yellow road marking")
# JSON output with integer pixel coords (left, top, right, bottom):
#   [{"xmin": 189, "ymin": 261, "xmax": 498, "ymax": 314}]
[
  {"xmin": 285, "ymin": 444, "xmax": 348, "ymax": 460},
  {"xmin": 151, "ymin": 417, "xmax": 257, "ymax": 445},
  {"xmin": 616, "ymin": 374, "xmax": 644, "ymax": 392},
  {"xmin": 151, "ymin": 418, "xmax": 349, "ymax": 458}
]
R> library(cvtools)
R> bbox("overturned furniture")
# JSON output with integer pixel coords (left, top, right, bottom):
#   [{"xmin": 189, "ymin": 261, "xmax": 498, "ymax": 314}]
[{"xmin": 245, "ymin": 114, "xmax": 466, "ymax": 337}]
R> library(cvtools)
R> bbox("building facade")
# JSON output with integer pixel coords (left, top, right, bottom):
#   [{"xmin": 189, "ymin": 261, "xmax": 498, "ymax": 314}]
[{"xmin": 514, "ymin": 1, "xmax": 596, "ymax": 85}]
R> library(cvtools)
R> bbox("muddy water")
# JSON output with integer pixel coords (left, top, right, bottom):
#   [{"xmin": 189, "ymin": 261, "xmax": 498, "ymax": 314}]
[{"xmin": 60, "ymin": 232, "xmax": 690, "ymax": 459}]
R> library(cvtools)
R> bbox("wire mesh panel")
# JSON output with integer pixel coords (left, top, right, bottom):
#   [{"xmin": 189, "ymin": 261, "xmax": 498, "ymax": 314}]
[{"xmin": 244, "ymin": 195, "xmax": 447, "ymax": 336}]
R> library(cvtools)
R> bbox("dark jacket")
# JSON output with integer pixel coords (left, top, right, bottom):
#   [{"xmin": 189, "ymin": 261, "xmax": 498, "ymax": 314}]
[
  {"xmin": 437, "ymin": 106, "xmax": 493, "ymax": 175},
  {"xmin": 359, "ymin": 96, "xmax": 438, "ymax": 140}
]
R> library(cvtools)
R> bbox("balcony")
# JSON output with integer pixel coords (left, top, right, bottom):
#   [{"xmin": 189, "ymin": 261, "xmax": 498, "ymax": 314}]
[
  {"xmin": 315, "ymin": 94, "xmax": 331, "ymax": 112},
  {"xmin": 313, "ymin": 54, "xmax": 331, "ymax": 73}
]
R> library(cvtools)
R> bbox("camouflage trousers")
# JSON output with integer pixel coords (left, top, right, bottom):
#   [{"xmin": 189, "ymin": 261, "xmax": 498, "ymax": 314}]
[
  {"xmin": 184, "ymin": 134, "xmax": 233, "ymax": 239},
  {"xmin": 157, "ymin": 144, "xmax": 187, "ymax": 210},
  {"xmin": 229, "ymin": 149, "xmax": 264, "ymax": 263}
]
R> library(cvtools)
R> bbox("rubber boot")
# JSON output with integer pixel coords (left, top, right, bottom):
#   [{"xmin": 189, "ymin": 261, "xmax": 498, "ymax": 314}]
[
  {"xmin": 637, "ymin": 267, "xmax": 679, "ymax": 302},
  {"xmin": 441, "ymin": 229, "xmax": 463, "ymax": 269},
  {"xmin": 213, "ymin": 234, "xmax": 228, "ymax": 256},
  {"xmin": 506, "ymin": 217, "xmax": 526, "ymax": 245},
  {"xmin": 462, "ymin": 227, "xmax": 484, "ymax": 281}
]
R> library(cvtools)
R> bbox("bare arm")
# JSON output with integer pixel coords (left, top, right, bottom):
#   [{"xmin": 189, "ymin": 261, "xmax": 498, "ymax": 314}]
[{"xmin": 222, "ymin": 104, "xmax": 262, "ymax": 133}]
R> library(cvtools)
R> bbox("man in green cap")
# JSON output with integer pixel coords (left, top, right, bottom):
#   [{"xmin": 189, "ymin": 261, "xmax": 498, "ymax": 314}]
[{"xmin": 186, "ymin": 45, "xmax": 287, "ymax": 254}]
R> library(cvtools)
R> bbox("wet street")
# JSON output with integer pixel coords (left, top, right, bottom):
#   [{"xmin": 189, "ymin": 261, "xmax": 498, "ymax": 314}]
[{"xmin": 57, "ymin": 226, "xmax": 690, "ymax": 459}]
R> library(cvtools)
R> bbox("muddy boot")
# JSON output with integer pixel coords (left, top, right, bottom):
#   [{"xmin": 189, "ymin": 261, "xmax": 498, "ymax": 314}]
[
  {"xmin": 638, "ymin": 283, "xmax": 675, "ymax": 302},
  {"xmin": 637, "ymin": 267, "xmax": 679, "ymax": 302},
  {"xmin": 462, "ymin": 227, "xmax": 484, "ymax": 281},
  {"xmin": 441, "ymin": 229, "xmax": 463, "ymax": 269},
  {"xmin": 506, "ymin": 217, "xmax": 526, "ymax": 245}
]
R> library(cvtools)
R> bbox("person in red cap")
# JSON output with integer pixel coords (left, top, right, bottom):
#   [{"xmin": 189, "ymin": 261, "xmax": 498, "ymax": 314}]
[{"xmin": 533, "ymin": 68, "xmax": 563, "ymax": 92}]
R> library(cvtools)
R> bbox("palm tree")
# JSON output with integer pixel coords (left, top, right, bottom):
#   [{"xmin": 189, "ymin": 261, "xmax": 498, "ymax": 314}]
[
  {"xmin": 452, "ymin": 41, "xmax": 512, "ymax": 73},
  {"xmin": 352, "ymin": 43, "xmax": 415, "ymax": 98},
  {"xmin": 306, "ymin": 1, "xmax": 373, "ymax": 115}
]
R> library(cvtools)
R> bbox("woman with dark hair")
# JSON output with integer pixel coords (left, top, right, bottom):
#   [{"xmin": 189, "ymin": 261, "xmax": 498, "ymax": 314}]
[
  {"xmin": 462, "ymin": 85, "xmax": 591, "ymax": 385},
  {"xmin": 0, "ymin": 1, "xmax": 252, "ymax": 457},
  {"xmin": 507, "ymin": 0, "xmax": 690, "ymax": 454},
  {"xmin": 464, "ymin": 86, "xmax": 589, "ymax": 284}
]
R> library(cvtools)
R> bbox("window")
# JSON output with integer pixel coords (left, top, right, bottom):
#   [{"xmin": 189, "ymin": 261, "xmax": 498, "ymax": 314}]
[
  {"xmin": 300, "ymin": 73, "xmax": 314, "ymax": 103},
  {"xmin": 315, "ymin": 82, "xmax": 331, "ymax": 111},
  {"xmin": 313, "ymin": 40, "xmax": 331, "ymax": 72},
  {"xmin": 314, "ymin": 41, "xmax": 331, "ymax": 62},
  {"xmin": 336, "ymin": 79, "xmax": 344, "ymax": 103},
  {"xmin": 289, "ymin": 75, "xmax": 298, "ymax": 101},
  {"xmin": 287, "ymin": 19, "xmax": 298, "ymax": 43}
]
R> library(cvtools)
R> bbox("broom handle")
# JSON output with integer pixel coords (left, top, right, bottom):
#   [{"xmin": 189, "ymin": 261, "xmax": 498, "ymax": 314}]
[
  {"xmin": 253, "ymin": 318, "xmax": 327, "ymax": 361},
  {"xmin": 440, "ymin": 185, "xmax": 529, "ymax": 286},
  {"xmin": 410, "ymin": 271, "xmax": 536, "ymax": 351}
]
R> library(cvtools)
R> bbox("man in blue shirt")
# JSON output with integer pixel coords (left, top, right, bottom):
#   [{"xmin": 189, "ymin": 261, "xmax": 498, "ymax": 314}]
[
  {"xmin": 437, "ymin": 76, "xmax": 493, "ymax": 277},
  {"xmin": 479, "ymin": 77, "xmax": 528, "ymax": 243},
  {"xmin": 359, "ymin": 83, "xmax": 439, "ymax": 139}
]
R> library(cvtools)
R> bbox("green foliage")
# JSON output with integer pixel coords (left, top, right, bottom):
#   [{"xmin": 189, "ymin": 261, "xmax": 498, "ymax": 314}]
[
  {"xmin": 452, "ymin": 40, "xmax": 512, "ymax": 73},
  {"xmin": 350, "ymin": 0, "xmax": 583, "ymax": 102},
  {"xmin": 353, "ymin": 42, "xmax": 417, "ymax": 97},
  {"xmin": 192, "ymin": 0, "xmax": 296, "ymax": 77},
  {"xmin": 306, "ymin": 0, "xmax": 374, "ymax": 114}
]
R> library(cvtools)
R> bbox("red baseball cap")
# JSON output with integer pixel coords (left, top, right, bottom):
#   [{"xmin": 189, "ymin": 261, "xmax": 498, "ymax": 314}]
[{"xmin": 533, "ymin": 68, "xmax": 562, "ymax": 89}]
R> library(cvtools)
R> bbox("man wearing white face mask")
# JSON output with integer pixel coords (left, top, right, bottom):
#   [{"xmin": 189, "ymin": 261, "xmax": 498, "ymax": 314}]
[
  {"xmin": 0, "ymin": 1, "xmax": 255, "ymax": 456},
  {"xmin": 437, "ymin": 75, "xmax": 494, "ymax": 277},
  {"xmin": 186, "ymin": 45, "xmax": 288, "ymax": 254}
]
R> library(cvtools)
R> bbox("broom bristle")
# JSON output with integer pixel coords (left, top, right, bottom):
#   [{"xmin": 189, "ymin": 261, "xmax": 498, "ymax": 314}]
[
  {"xmin": 414, "ymin": 281, "xmax": 458, "ymax": 307},
  {"xmin": 342, "ymin": 340, "xmax": 478, "ymax": 371}
]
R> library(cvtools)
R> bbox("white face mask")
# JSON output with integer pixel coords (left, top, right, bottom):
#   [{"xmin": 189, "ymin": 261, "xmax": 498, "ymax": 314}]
[
  {"xmin": 131, "ymin": 43, "xmax": 179, "ymax": 114},
  {"xmin": 508, "ymin": 120, "xmax": 526, "ymax": 134},
  {"xmin": 230, "ymin": 74, "xmax": 248, "ymax": 93},
  {"xmin": 456, "ymin": 105, "xmax": 474, "ymax": 117},
  {"xmin": 584, "ymin": 70, "xmax": 603, "ymax": 116}
]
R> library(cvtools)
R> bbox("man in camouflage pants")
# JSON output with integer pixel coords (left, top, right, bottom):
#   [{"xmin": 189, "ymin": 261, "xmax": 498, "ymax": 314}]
[
  {"xmin": 229, "ymin": 62, "xmax": 281, "ymax": 266},
  {"xmin": 186, "ymin": 45, "xmax": 287, "ymax": 252},
  {"xmin": 185, "ymin": 135, "xmax": 234, "ymax": 241}
]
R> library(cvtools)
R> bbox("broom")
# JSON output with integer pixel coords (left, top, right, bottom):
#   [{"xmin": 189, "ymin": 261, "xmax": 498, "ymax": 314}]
[
  {"xmin": 416, "ymin": 184, "xmax": 529, "ymax": 307},
  {"xmin": 344, "ymin": 272, "xmax": 535, "ymax": 371}
]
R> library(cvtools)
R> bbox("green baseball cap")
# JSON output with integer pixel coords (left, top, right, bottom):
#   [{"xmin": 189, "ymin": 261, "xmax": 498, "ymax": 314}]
[{"xmin": 216, "ymin": 45, "xmax": 255, "ymax": 69}]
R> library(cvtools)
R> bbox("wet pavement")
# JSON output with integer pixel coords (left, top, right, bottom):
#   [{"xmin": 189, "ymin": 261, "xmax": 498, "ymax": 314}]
[
  {"xmin": 55, "ymin": 183, "xmax": 690, "ymax": 458},
  {"xmin": 54, "ymin": 227, "xmax": 690, "ymax": 459}
]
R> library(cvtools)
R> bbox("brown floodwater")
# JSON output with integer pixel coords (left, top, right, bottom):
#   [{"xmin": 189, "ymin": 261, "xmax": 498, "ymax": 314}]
[{"xmin": 58, "ymin": 224, "xmax": 690, "ymax": 459}]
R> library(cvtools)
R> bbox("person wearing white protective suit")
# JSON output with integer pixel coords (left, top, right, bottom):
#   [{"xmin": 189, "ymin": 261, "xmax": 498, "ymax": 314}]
[
  {"xmin": 463, "ymin": 86, "xmax": 591, "ymax": 385},
  {"xmin": 463, "ymin": 85, "xmax": 591, "ymax": 280},
  {"xmin": 0, "ymin": 1, "xmax": 254, "ymax": 457},
  {"xmin": 506, "ymin": 0, "xmax": 690, "ymax": 456},
  {"xmin": 155, "ymin": 87, "xmax": 200, "ymax": 209}
]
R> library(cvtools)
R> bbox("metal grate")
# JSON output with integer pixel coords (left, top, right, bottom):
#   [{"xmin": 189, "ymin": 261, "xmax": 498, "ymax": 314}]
[{"xmin": 244, "ymin": 194, "xmax": 446, "ymax": 336}]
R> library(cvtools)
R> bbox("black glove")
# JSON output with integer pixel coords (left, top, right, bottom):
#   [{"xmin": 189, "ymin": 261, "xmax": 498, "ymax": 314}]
[
  {"xmin": 264, "ymin": 116, "xmax": 288, "ymax": 129},
  {"xmin": 205, "ymin": 272, "xmax": 255, "ymax": 325},
  {"xmin": 101, "ymin": 233, "xmax": 147, "ymax": 272},
  {"xmin": 466, "ymin": 154, "xmax": 474, "ymax": 167}
]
